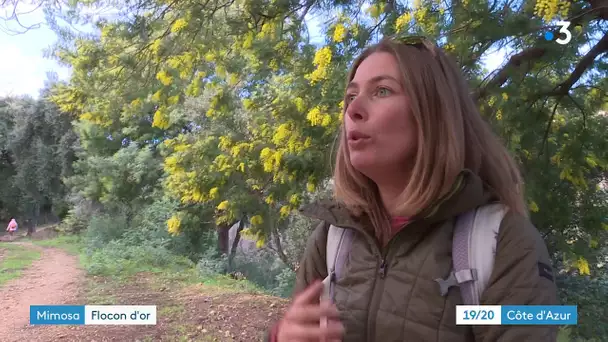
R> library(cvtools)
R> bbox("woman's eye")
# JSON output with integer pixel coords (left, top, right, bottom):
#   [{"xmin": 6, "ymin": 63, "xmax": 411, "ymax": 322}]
[{"xmin": 376, "ymin": 87, "xmax": 392, "ymax": 97}]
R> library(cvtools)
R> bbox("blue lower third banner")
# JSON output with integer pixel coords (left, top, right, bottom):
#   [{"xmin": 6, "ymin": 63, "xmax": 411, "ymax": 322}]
[
  {"xmin": 456, "ymin": 305, "xmax": 577, "ymax": 325},
  {"xmin": 501, "ymin": 305, "xmax": 577, "ymax": 325},
  {"xmin": 30, "ymin": 305, "xmax": 156, "ymax": 325}
]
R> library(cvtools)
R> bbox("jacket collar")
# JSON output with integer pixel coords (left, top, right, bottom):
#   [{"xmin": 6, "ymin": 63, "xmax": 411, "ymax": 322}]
[{"xmin": 299, "ymin": 169, "xmax": 498, "ymax": 229}]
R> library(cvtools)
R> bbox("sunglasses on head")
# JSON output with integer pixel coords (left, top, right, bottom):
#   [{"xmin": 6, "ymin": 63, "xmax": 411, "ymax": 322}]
[
  {"xmin": 394, "ymin": 35, "xmax": 427, "ymax": 44},
  {"xmin": 389, "ymin": 35, "xmax": 438, "ymax": 56}
]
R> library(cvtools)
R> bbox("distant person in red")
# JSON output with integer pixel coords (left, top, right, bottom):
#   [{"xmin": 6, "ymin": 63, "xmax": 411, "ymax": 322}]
[{"xmin": 6, "ymin": 217, "xmax": 18, "ymax": 236}]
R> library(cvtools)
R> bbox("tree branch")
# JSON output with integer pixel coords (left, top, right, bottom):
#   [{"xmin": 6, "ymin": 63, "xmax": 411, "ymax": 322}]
[
  {"xmin": 547, "ymin": 32, "xmax": 608, "ymax": 97},
  {"xmin": 568, "ymin": 94, "xmax": 587, "ymax": 129},
  {"xmin": 537, "ymin": 31, "xmax": 607, "ymax": 155},
  {"xmin": 472, "ymin": 3, "xmax": 608, "ymax": 102},
  {"xmin": 540, "ymin": 100, "xmax": 561, "ymax": 157},
  {"xmin": 472, "ymin": 47, "xmax": 546, "ymax": 100},
  {"xmin": 0, "ymin": 0, "xmax": 43, "ymax": 35},
  {"xmin": 297, "ymin": 0, "xmax": 316, "ymax": 22},
  {"xmin": 582, "ymin": 0, "xmax": 608, "ymax": 20}
]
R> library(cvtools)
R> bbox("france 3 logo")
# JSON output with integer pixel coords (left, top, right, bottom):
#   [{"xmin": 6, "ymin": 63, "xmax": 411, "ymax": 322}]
[{"xmin": 544, "ymin": 21, "xmax": 573, "ymax": 45}]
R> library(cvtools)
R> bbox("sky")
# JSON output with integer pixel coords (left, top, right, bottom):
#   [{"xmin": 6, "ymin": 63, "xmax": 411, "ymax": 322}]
[
  {"xmin": 0, "ymin": 3, "xmax": 71, "ymax": 98},
  {"xmin": 0, "ymin": 5, "xmax": 507, "ymax": 99}
]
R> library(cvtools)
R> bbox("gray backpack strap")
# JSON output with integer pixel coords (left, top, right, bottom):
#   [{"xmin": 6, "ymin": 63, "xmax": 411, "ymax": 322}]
[
  {"xmin": 321, "ymin": 224, "xmax": 354, "ymax": 302},
  {"xmin": 436, "ymin": 203, "xmax": 508, "ymax": 305}
]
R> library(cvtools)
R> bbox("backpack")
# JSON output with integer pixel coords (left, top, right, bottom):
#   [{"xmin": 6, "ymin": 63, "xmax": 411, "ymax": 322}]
[
  {"xmin": 7, "ymin": 219, "xmax": 18, "ymax": 231},
  {"xmin": 321, "ymin": 203, "xmax": 508, "ymax": 305}
]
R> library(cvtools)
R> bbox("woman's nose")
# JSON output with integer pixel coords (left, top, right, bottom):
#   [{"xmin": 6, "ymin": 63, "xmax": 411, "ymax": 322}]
[{"xmin": 346, "ymin": 96, "xmax": 367, "ymax": 122}]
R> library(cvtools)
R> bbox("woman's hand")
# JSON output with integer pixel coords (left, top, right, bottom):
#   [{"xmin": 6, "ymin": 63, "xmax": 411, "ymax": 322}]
[{"xmin": 276, "ymin": 280, "xmax": 344, "ymax": 342}]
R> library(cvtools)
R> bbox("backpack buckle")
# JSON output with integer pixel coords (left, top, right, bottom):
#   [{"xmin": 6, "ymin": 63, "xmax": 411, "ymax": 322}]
[{"xmin": 435, "ymin": 269, "xmax": 477, "ymax": 297}]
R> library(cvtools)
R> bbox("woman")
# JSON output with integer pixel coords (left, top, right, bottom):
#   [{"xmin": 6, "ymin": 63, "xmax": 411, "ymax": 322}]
[
  {"xmin": 270, "ymin": 36, "xmax": 558, "ymax": 341},
  {"xmin": 6, "ymin": 217, "xmax": 18, "ymax": 236}
]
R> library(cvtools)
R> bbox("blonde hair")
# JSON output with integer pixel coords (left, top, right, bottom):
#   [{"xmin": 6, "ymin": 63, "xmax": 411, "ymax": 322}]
[{"xmin": 333, "ymin": 37, "xmax": 527, "ymax": 242}]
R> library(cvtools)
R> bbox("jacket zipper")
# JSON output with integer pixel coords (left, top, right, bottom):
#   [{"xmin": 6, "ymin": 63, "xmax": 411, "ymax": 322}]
[
  {"xmin": 365, "ymin": 221, "xmax": 413, "ymax": 342},
  {"xmin": 315, "ymin": 175, "xmax": 466, "ymax": 340},
  {"xmin": 363, "ymin": 177, "xmax": 466, "ymax": 340},
  {"xmin": 379, "ymin": 260, "xmax": 387, "ymax": 278}
]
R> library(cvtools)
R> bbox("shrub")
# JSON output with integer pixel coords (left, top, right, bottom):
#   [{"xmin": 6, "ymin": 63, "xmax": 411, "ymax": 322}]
[
  {"xmin": 84, "ymin": 212, "xmax": 128, "ymax": 251},
  {"xmin": 272, "ymin": 267, "xmax": 296, "ymax": 298},
  {"xmin": 197, "ymin": 247, "xmax": 228, "ymax": 277},
  {"xmin": 556, "ymin": 274, "xmax": 608, "ymax": 340},
  {"xmin": 58, "ymin": 196, "xmax": 100, "ymax": 234},
  {"xmin": 85, "ymin": 239, "xmax": 194, "ymax": 277}
]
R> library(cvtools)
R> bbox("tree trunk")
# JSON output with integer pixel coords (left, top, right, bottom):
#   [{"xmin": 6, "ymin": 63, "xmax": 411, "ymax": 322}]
[
  {"xmin": 217, "ymin": 219, "xmax": 239, "ymax": 255},
  {"xmin": 26, "ymin": 219, "xmax": 34, "ymax": 236},
  {"xmin": 227, "ymin": 219, "xmax": 246, "ymax": 273},
  {"xmin": 271, "ymin": 223, "xmax": 294, "ymax": 271},
  {"xmin": 217, "ymin": 224, "xmax": 230, "ymax": 255},
  {"xmin": 33, "ymin": 202, "xmax": 40, "ymax": 227}
]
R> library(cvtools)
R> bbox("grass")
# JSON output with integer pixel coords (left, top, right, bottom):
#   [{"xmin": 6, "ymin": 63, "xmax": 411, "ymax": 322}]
[
  {"xmin": 147, "ymin": 266, "xmax": 267, "ymax": 301},
  {"xmin": 150, "ymin": 265, "xmax": 266, "ymax": 295},
  {"xmin": 0, "ymin": 242, "xmax": 42, "ymax": 285},
  {"xmin": 199, "ymin": 274, "xmax": 266, "ymax": 294},
  {"xmin": 556, "ymin": 327, "xmax": 600, "ymax": 342},
  {"xmin": 153, "ymin": 267, "xmax": 201, "ymax": 286},
  {"xmin": 83, "ymin": 277, "xmax": 119, "ymax": 305},
  {"xmin": 31, "ymin": 234, "xmax": 83, "ymax": 255},
  {"xmin": 557, "ymin": 328, "xmax": 570, "ymax": 342},
  {"xmin": 158, "ymin": 304, "xmax": 186, "ymax": 317}
]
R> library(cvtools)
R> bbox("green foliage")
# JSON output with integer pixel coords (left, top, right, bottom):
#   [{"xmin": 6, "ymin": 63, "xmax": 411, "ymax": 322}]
[
  {"xmin": 195, "ymin": 248, "xmax": 293, "ymax": 296},
  {"xmin": 271, "ymin": 267, "xmax": 297, "ymax": 298},
  {"xmin": 232, "ymin": 249, "xmax": 294, "ymax": 297},
  {"xmin": 556, "ymin": 274, "xmax": 608, "ymax": 339},
  {"xmin": 195, "ymin": 238, "xmax": 297, "ymax": 297},
  {"xmin": 82, "ymin": 210, "xmax": 195, "ymax": 277},
  {"xmin": 65, "ymin": 141, "xmax": 164, "ymax": 214},
  {"xmin": 84, "ymin": 212, "xmax": 129, "ymax": 250},
  {"xmin": 280, "ymin": 214, "xmax": 320, "ymax": 268},
  {"xmin": 81, "ymin": 195, "xmax": 208, "ymax": 273},
  {"xmin": 196, "ymin": 248, "xmax": 228, "ymax": 277},
  {"xmin": 131, "ymin": 196, "xmax": 217, "ymax": 261},
  {"xmin": 0, "ymin": 95, "xmax": 75, "ymax": 223},
  {"xmin": 85, "ymin": 239, "xmax": 194, "ymax": 277},
  {"xmin": 57, "ymin": 195, "xmax": 100, "ymax": 234}
]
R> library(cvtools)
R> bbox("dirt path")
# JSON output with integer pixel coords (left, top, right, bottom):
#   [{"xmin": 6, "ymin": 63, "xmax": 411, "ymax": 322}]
[
  {"xmin": 0, "ymin": 241, "xmax": 289, "ymax": 341},
  {"xmin": 0, "ymin": 242, "xmax": 84, "ymax": 342}
]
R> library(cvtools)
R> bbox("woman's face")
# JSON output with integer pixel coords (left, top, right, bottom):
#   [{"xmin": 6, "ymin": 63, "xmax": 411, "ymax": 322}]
[{"xmin": 344, "ymin": 52, "xmax": 417, "ymax": 181}]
